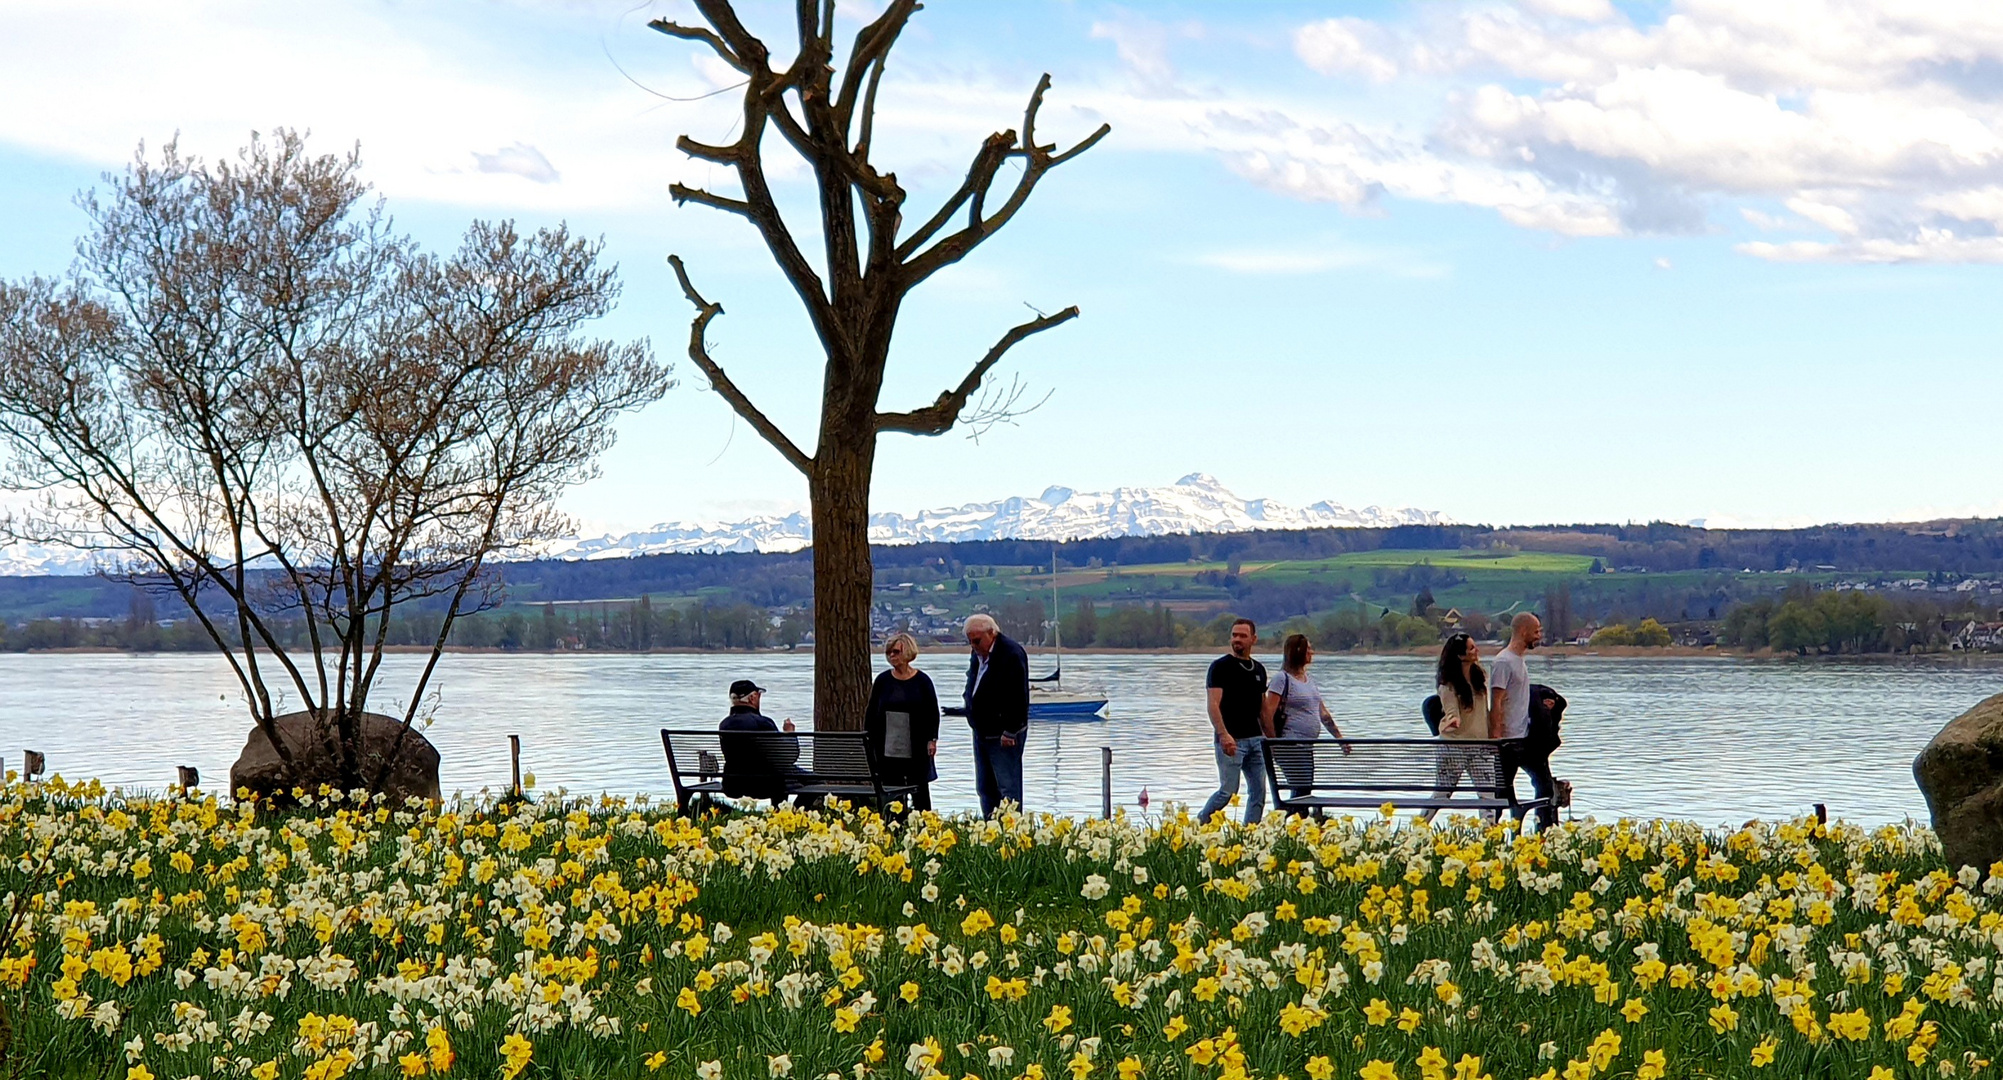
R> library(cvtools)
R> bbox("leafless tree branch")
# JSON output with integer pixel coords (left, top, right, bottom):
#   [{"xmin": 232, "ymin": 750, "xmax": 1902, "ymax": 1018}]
[
  {"xmin": 875, "ymin": 306, "xmax": 1077, "ymax": 435},
  {"xmin": 667, "ymin": 254, "xmax": 814, "ymax": 474}
]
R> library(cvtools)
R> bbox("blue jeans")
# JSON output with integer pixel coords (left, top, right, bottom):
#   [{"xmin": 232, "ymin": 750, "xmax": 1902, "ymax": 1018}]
[
  {"xmin": 972, "ymin": 730, "xmax": 1026, "ymax": 816},
  {"xmin": 1198, "ymin": 734, "xmax": 1266, "ymax": 825}
]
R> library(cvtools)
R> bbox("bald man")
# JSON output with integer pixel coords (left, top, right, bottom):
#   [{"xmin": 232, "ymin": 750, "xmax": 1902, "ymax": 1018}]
[
  {"xmin": 1490, "ymin": 612, "xmax": 1556, "ymax": 830},
  {"xmin": 963, "ymin": 613, "xmax": 1030, "ymax": 816}
]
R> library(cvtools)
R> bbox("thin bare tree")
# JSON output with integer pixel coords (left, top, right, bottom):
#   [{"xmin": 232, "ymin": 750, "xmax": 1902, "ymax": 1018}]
[
  {"xmin": 655, "ymin": 0, "xmax": 1108, "ymax": 729},
  {"xmin": 0, "ymin": 133, "xmax": 672, "ymax": 794}
]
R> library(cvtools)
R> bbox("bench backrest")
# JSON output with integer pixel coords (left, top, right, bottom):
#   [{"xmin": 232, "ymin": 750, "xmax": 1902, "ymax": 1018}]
[
  {"xmin": 660, "ymin": 728, "xmax": 880, "ymax": 784},
  {"xmin": 1263, "ymin": 737, "xmax": 1512, "ymax": 799}
]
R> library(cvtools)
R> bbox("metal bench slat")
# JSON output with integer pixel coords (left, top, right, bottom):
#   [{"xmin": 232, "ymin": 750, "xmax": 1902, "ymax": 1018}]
[
  {"xmin": 1261, "ymin": 736, "xmax": 1553, "ymax": 816},
  {"xmin": 662, "ymin": 727, "xmax": 905, "ymax": 813}
]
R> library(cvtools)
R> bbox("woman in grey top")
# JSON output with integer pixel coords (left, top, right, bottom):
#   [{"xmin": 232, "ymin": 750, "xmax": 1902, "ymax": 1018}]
[{"xmin": 1261, "ymin": 633, "xmax": 1348, "ymax": 805}]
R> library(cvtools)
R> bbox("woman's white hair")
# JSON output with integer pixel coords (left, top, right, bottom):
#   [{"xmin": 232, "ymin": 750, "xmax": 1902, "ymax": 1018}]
[
  {"xmin": 963, "ymin": 613, "xmax": 999, "ymax": 634},
  {"xmin": 886, "ymin": 632, "xmax": 920, "ymax": 658}
]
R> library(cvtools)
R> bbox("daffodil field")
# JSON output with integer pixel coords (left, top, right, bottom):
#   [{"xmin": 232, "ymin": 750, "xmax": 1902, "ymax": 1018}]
[{"xmin": 4, "ymin": 780, "xmax": 2001, "ymax": 1080}]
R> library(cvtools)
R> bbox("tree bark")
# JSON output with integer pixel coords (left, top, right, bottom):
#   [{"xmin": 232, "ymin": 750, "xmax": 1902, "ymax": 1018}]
[{"xmin": 810, "ymin": 425, "xmax": 877, "ymax": 730}]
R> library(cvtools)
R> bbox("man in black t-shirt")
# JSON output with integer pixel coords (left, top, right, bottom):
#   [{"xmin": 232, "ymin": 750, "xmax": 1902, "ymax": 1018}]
[{"xmin": 1198, "ymin": 618, "xmax": 1270, "ymax": 824}]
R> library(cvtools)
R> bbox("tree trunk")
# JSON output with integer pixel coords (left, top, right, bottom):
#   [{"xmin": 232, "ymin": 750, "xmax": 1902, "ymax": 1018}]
[{"xmin": 810, "ymin": 431, "xmax": 878, "ymax": 730}]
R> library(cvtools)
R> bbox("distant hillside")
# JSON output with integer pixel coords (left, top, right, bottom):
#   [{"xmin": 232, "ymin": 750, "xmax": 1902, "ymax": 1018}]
[{"xmin": 8, "ymin": 518, "xmax": 2003, "ymax": 624}]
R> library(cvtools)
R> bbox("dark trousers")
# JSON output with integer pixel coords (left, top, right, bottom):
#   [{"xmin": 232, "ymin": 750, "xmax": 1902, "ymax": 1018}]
[
  {"xmin": 972, "ymin": 730, "xmax": 1026, "ymax": 816},
  {"xmin": 1500, "ymin": 743, "xmax": 1557, "ymax": 830}
]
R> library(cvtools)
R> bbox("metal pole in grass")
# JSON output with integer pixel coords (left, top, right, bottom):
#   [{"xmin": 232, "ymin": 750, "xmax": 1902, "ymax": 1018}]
[
  {"xmin": 1101, "ymin": 746, "xmax": 1112, "ymax": 819},
  {"xmin": 510, "ymin": 735, "xmax": 523, "ymax": 799}
]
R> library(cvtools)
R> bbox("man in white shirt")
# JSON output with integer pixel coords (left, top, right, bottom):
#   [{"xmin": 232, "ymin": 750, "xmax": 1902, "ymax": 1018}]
[{"xmin": 1489, "ymin": 612, "xmax": 1555, "ymax": 829}]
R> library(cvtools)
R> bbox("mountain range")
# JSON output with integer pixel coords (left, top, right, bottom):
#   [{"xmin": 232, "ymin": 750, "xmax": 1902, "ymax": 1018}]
[
  {"xmin": 542, "ymin": 474, "xmax": 1445, "ymax": 558},
  {"xmin": 0, "ymin": 474, "xmax": 1445, "ymax": 574}
]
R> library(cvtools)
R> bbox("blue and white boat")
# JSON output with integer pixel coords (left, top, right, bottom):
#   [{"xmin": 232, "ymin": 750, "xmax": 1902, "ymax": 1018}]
[
  {"xmin": 1028, "ymin": 665, "xmax": 1109, "ymax": 720},
  {"xmin": 948, "ymin": 547, "xmax": 1109, "ymax": 721}
]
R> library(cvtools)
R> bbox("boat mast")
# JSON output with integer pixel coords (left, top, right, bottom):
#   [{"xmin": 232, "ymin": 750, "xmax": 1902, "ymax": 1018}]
[{"xmin": 1051, "ymin": 544, "xmax": 1062, "ymax": 683}]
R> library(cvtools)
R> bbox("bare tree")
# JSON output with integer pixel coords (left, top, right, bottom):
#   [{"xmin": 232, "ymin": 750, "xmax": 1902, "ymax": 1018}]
[
  {"xmin": 0, "ymin": 133, "xmax": 672, "ymax": 793},
  {"xmin": 655, "ymin": 0, "xmax": 1108, "ymax": 729}
]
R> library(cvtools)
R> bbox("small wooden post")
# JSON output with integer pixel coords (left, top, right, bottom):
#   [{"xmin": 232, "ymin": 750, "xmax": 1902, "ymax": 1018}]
[
  {"xmin": 510, "ymin": 735, "xmax": 522, "ymax": 798},
  {"xmin": 1101, "ymin": 746, "xmax": 1113, "ymax": 820},
  {"xmin": 1814, "ymin": 803, "xmax": 1827, "ymax": 827},
  {"xmin": 176, "ymin": 766, "xmax": 199, "ymax": 793},
  {"xmin": 23, "ymin": 750, "xmax": 44, "ymax": 780}
]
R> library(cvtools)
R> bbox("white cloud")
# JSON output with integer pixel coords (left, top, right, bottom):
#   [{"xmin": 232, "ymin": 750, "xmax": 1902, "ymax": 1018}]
[
  {"xmin": 1189, "ymin": 244, "xmax": 1447, "ymax": 278},
  {"xmin": 1090, "ymin": 17, "xmax": 1184, "ymax": 96},
  {"xmin": 1273, "ymin": 0, "xmax": 2003, "ymax": 263},
  {"xmin": 473, "ymin": 143, "xmax": 561, "ymax": 184},
  {"xmin": 0, "ymin": 0, "xmax": 737, "ymax": 211},
  {"xmin": 12, "ymin": 0, "xmax": 2003, "ymax": 268},
  {"xmin": 1518, "ymin": 0, "xmax": 1617, "ymax": 22},
  {"xmin": 1294, "ymin": 19, "xmax": 1399, "ymax": 83}
]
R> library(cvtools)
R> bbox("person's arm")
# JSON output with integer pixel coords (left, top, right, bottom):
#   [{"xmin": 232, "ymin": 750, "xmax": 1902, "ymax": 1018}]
[
  {"xmin": 1207, "ymin": 685, "xmax": 1236, "ymax": 756},
  {"xmin": 918, "ymin": 674, "xmax": 942, "ymax": 757},
  {"xmin": 1489, "ymin": 666, "xmax": 1509, "ymax": 740},
  {"xmin": 1439, "ymin": 690, "xmax": 1464, "ymax": 735},
  {"xmin": 1260, "ymin": 681, "xmax": 1281, "ymax": 739},
  {"xmin": 999, "ymin": 640, "xmax": 1029, "ymax": 746}
]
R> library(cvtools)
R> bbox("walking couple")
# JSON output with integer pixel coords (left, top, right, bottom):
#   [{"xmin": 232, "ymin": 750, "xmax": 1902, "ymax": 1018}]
[
  {"xmin": 1198, "ymin": 617, "xmax": 1347, "ymax": 825},
  {"xmin": 1430, "ymin": 612, "xmax": 1558, "ymax": 828}
]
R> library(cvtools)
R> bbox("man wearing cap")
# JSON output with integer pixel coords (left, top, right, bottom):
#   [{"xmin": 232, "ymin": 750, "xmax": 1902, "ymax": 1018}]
[
  {"xmin": 719, "ymin": 679, "xmax": 802, "ymax": 804},
  {"xmin": 962, "ymin": 613, "xmax": 1030, "ymax": 816}
]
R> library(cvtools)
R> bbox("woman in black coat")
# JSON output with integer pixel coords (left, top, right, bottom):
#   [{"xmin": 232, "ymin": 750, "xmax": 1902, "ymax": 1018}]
[{"xmin": 864, "ymin": 632, "xmax": 940, "ymax": 811}]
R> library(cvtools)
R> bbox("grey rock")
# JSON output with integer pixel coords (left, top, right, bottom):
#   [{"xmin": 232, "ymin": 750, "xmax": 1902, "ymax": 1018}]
[
  {"xmin": 229, "ymin": 709, "xmax": 441, "ymax": 805},
  {"xmin": 1914, "ymin": 692, "xmax": 2003, "ymax": 872}
]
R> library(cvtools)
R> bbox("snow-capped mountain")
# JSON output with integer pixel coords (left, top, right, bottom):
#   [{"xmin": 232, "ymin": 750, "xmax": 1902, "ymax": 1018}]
[
  {"xmin": 0, "ymin": 475, "xmax": 1446, "ymax": 574},
  {"xmin": 543, "ymin": 474, "xmax": 1446, "ymax": 559},
  {"xmin": 0, "ymin": 541, "xmax": 104, "ymax": 577}
]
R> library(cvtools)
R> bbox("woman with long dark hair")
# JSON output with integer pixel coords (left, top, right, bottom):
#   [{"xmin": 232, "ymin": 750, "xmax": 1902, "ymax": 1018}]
[
  {"xmin": 1262, "ymin": 633, "xmax": 1348, "ymax": 806},
  {"xmin": 1424, "ymin": 632, "xmax": 1495, "ymax": 822}
]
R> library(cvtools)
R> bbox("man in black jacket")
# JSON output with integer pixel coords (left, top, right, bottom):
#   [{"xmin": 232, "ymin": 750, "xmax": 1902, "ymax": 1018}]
[
  {"xmin": 1506, "ymin": 684, "xmax": 1565, "ymax": 831},
  {"xmin": 718, "ymin": 679, "xmax": 803, "ymax": 805},
  {"xmin": 962, "ymin": 613, "xmax": 1030, "ymax": 816}
]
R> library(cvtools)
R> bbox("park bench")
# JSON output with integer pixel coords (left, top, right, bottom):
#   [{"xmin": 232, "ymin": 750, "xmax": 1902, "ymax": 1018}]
[
  {"xmin": 1261, "ymin": 737, "xmax": 1555, "ymax": 819},
  {"xmin": 659, "ymin": 728, "xmax": 919, "ymax": 814}
]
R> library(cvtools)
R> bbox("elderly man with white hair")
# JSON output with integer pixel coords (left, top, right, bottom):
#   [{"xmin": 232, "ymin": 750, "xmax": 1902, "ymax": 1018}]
[{"xmin": 961, "ymin": 612, "xmax": 1031, "ymax": 815}]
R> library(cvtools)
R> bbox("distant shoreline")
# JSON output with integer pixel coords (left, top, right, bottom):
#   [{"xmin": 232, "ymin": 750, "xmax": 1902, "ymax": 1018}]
[{"xmin": 10, "ymin": 643, "xmax": 2003, "ymax": 663}]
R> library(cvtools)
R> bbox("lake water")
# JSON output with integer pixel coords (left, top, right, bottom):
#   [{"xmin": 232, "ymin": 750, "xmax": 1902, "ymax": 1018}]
[{"xmin": 0, "ymin": 652, "xmax": 1994, "ymax": 827}]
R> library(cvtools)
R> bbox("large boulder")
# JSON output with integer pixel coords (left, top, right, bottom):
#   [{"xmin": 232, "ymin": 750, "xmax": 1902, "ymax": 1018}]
[
  {"xmin": 1914, "ymin": 692, "xmax": 2003, "ymax": 872},
  {"xmin": 230, "ymin": 709, "xmax": 441, "ymax": 806}
]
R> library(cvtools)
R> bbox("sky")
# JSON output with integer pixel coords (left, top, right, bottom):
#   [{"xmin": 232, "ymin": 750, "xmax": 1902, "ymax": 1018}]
[{"xmin": 3, "ymin": 0, "xmax": 2002, "ymax": 534}]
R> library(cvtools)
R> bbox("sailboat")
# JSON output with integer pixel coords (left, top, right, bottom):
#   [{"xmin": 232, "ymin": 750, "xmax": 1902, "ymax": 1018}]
[
  {"xmin": 946, "ymin": 547, "xmax": 1110, "ymax": 720},
  {"xmin": 1028, "ymin": 547, "xmax": 1109, "ymax": 720}
]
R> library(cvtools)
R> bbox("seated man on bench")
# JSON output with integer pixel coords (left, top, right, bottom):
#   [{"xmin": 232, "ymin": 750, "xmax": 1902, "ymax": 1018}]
[{"xmin": 719, "ymin": 679, "xmax": 805, "ymax": 804}]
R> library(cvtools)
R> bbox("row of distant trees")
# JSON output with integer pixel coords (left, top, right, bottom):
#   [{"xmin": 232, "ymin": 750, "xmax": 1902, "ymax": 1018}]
[
  {"xmin": 1717, "ymin": 589, "xmax": 1950, "ymax": 654},
  {"xmin": 0, "ymin": 599, "xmax": 797, "ymax": 654}
]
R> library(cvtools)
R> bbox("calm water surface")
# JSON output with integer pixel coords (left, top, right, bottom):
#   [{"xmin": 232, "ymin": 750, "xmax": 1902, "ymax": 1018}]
[{"xmin": 1, "ymin": 652, "xmax": 1993, "ymax": 826}]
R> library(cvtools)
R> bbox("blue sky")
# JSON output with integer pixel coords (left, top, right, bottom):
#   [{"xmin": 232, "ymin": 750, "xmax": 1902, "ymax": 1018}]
[{"xmin": 3, "ymin": 0, "xmax": 2001, "ymax": 533}]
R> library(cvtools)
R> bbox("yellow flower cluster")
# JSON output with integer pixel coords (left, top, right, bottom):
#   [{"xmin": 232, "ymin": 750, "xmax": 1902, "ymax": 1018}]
[{"xmin": 0, "ymin": 776, "xmax": 1999, "ymax": 1080}]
